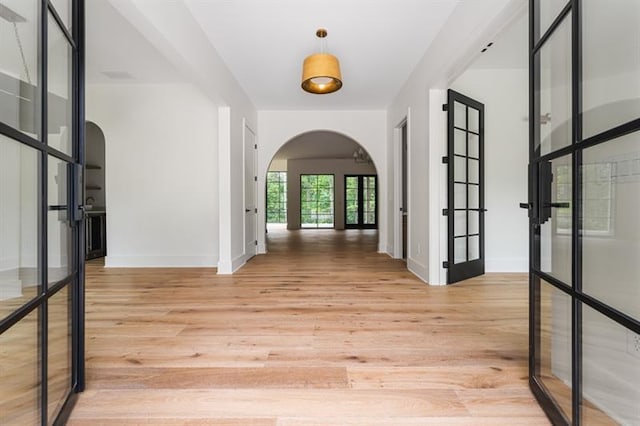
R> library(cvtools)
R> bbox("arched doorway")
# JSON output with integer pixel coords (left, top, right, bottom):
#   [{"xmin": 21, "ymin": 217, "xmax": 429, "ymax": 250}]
[
  {"xmin": 264, "ymin": 130, "xmax": 379, "ymax": 251},
  {"xmin": 84, "ymin": 121, "xmax": 107, "ymax": 259}
]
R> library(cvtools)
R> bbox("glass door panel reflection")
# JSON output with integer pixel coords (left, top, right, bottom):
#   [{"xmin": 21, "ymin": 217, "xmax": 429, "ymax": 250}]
[
  {"xmin": 582, "ymin": 133, "xmax": 640, "ymax": 319},
  {"xmin": 535, "ymin": 16, "xmax": 572, "ymax": 157},
  {"xmin": 48, "ymin": 156, "xmax": 72, "ymax": 284},
  {"xmin": 0, "ymin": 309, "xmax": 41, "ymax": 425},
  {"xmin": 47, "ymin": 12, "xmax": 73, "ymax": 156},
  {"xmin": 47, "ymin": 285, "xmax": 72, "ymax": 423},
  {"xmin": 0, "ymin": 0, "xmax": 40, "ymax": 138},
  {"xmin": 0, "ymin": 134, "xmax": 40, "ymax": 321},
  {"xmin": 581, "ymin": 304, "xmax": 640, "ymax": 425},
  {"xmin": 536, "ymin": 280, "xmax": 573, "ymax": 422},
  {"xmin": 539, "ymin": 155, "xmax": 572, "ymax": 285},
  {"xmin": 582, "ymin": 0, "xmax": 640, "ymax": 139}
]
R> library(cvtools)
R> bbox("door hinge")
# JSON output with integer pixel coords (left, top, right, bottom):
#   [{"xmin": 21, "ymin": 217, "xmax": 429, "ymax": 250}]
[
  {"xmin": 254, "ymin": 176, "xmax": 257, "ymax": 182},
  {"xmin": 443, "ymin": 261, "xmax": 450, "ymax": 269},
  {"xmin": 254, "ymin": 144, "xmax": 257, "ymax": 149},
  {"xmin": 442, "ymin": 156, "xmax": 449, "ymax": 164},
  {"xmin": 254, "ymin": 208, "xmax": 257, "ymax": 213},
  {"xmin": 255, "ymin": 240, "xmax": 258, "ymax": 246},
  {"xmin": 442, "ymin": 209, "xmax": 449, "ymax": 216},
  {"xmin": 442, "ymin": 104, "xmax": 448, "ymax": 112}
]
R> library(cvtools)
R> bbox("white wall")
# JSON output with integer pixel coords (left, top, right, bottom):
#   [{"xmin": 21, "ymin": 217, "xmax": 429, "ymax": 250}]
[
  {"xmin": 86, "ymin": 83, "xmax": 219, "ymax": 267},
  {"xmin": 103, "ymin": 0, "xmax": 258, "ymax": 273},
  {"xmin": 286, "ymin": 159, "xmax": 377, "ymax": 230},
  {"xmin": 451, "ymin": 68, "xmax": 529, "ymax": 272},
  {"xmin": 387, "ymin": 0, "xmax": 524, "ymax": 284},
  {"xmin": 257, "ymin": 110, "xmax": 387, "ymax": 254}
]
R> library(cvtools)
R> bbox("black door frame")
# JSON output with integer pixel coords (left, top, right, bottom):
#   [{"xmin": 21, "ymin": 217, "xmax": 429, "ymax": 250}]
[
  {"xmin": 528, "ymin": 1, "xmax": 640, "ymax": 424},
  {"xmin": 344, "ymin": 174, "xmax": 378, "ymax": 229},
  {"xmin": 445, "ymin": 89, "xmax": 486, "ymax": 284},
  {"xmin": 0, "ymin": 0, "xmax": 85, "ymax": 423},
  {"xmin": 299, "ymin": 174, "xmax": 336, "ymax": 229}
]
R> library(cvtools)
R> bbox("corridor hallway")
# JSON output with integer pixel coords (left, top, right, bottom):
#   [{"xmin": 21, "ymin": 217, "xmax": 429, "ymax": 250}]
[{"xmin": 70, "ymin": 229, "xmax": 549, "ymax": 425}]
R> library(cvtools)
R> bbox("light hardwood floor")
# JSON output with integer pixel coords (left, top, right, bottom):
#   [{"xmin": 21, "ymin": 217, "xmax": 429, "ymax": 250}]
[{"xmin": 69, "ymin": 228, "xmax": 550, "ymax": 425}]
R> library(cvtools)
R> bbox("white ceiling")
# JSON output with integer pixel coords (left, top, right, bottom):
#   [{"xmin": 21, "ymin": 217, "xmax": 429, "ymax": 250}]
[
  {"xmin": 86, "ymin": 1, "xmax": 184, "ymax": 84},
  {"xmin": 469, "ymin": 10, "xmax": 527, "ymax": 70},
  {"xmin": 180, "ymin": 0, "xmax": 461, "ymax": 109},
  {"xmin": 84, "ymin": 0, "xmax": 464, "ymax": 107}
]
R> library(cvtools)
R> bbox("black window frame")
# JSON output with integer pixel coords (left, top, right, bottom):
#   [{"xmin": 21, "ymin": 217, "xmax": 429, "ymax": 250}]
[
  {"xmin": 344, "ymin": 174, "xmax": 378, "ymax": 229},
  {"xmin": 299, "ymin": 174, "xmax": 335, "ymax": 229}
]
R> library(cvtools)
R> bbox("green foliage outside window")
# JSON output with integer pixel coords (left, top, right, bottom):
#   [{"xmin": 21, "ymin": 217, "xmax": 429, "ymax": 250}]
[
  {"xmin": 301, "ymin": 175, "xmax": 334, "ymax": 228},
  {"xmin": 267, "ymin": 171, "xmax": 287, "ymax": 223}
]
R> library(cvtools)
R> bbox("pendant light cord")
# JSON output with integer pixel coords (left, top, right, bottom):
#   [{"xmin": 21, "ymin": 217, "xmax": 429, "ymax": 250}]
[{"xmin": 13, "ymin": 21, "xmax": 32, "ymax": 85}]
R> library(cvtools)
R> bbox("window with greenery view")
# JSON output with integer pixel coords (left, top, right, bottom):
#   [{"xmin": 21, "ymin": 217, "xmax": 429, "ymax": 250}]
[
  {"xmin": 300, "ymin": 174, "xmax": 334, "ymax": 228},
  {"xmin": 267, "ymin": 171, "xmax": 287, "ymax": 223},
  {"xmin": 345, "ymin": 175, "xmax": 377, "ymax": 228}
]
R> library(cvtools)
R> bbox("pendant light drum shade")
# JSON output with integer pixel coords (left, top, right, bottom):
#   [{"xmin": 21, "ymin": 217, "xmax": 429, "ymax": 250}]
[
  {"xmin": 301, "ymin": 28, "xmax": 342, "ymax": 94},
  {"xmin": 301, "ymin": 53, "xmax": 342, "ymax": 94}
]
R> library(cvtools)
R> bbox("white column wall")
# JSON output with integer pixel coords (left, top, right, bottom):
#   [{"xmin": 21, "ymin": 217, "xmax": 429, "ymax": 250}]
[{"xmin": 86, "ymin": 83, "xmax": 219, "ymax": 267}]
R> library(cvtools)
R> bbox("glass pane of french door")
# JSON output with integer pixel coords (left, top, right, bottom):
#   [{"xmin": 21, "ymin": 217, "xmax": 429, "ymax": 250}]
[
  {"xmin": 0, "ymin": 0, "xmax": 40, "ymax": 138},
  {"xmin": 536, "ymin": 279, "xmax": 572, "ymax": 422},
  {"xmin": 47, "ymin": 285, "xmax": 72, "ymax": 423},
  {"xmin": 581, "ymin": 133, "xmax": 640, "ymax": 320},
  {"xmin": 363, "ymin": 176, "xmax": 376, "ymax": 225},
  {"xmin": 300, "ymin": 175, "xmax": 334, "ymax": 228},
  {"xmin": 345, "ymin": 176, "xmax": 358, "ymax": 225},
  {"xmin": 0, "ymin": 134, "xmax": 40, "ymax": 320},
  {"xmin": 581, "ymin": 0, "xmax": 640, "ymax": 139},
  {"xmin": 581, "ymin": 303, "xmax": 640, "ymax": 424}
]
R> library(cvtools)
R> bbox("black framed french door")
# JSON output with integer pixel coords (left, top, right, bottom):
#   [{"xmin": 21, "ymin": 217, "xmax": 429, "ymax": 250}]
[
  {"xmin": 528, "ymin": 1, "xmax": 640, "ymax": 424},
  {"xmin": 444, "ymin": 89, "xmax": 486, "ymax": 284},
  {"xmin": 345, "ymin": 175, "xmax": 377, "ymax": 229},
  {"xmin": 0, "ymin": 0, "xmax": 85, "ymax": 424}
]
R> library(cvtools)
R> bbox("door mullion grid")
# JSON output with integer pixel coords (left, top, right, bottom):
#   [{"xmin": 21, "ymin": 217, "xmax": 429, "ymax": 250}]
[
  {"xmin": 465, "ymin": 106, "xmax": 470, "ymax": 262},
  {"xmin": 40, "ymin": 0, "xmax": 50, "ymax": 422},
  {"xmin": 570, "ymin": 0, "xmax": 582, "ymax": 422},
  {"xmin": 357, "ymin": 176, "xmax": 364, "ymax": 226}
]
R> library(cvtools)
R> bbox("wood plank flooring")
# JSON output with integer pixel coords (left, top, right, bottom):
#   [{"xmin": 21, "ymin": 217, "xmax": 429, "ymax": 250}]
[{"xmin": 69, "ymin": 229, "xmax": 550, "ymax": 425}]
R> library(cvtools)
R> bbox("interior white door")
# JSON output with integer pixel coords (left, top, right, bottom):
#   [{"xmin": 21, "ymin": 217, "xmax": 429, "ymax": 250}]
[{"xmin": 244, "ymin": 122, "xmax": 257, "ymax": 259}]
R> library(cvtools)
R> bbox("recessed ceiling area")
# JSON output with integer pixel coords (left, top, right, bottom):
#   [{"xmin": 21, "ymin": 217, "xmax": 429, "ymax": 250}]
[{"xmin": 270, "ymin": 131, "xmax": 368, "ymax": 163}]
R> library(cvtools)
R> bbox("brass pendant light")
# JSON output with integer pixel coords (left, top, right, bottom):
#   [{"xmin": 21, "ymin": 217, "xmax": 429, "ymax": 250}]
[{"xmin": 301, "ymin": 28, "xmax": 342, "ymax": 94}]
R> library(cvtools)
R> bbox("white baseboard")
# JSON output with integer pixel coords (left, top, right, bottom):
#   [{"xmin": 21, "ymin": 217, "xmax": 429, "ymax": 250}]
[
  {"xmin": 407, "ymin": 257, "xmax": 433, "ymax": 284},
  {"xmin": 217, "ymin": 253, "xmax": 246, "ymax": 275},
  {"xmin": 105, "ymin": 255, "xmax": 217, "ymax": 268},
  {"xmin": 486, "ymin": 258, "xmax": 528, "ymax": 273},
  {"xmin": 257, "ymin": 243, "xmax": 267, "ymax": 254}
]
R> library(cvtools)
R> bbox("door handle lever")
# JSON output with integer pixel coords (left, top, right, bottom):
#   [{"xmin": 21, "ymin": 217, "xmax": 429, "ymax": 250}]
[
  {"xmin": 519, "ymin": 202, "xmax": 532, "ymax": 210},
  {"xmin": 245, "ymin": 208, "xmax": 251, "ymax": 213},
  {"xmin": 544, "ymin": 202, "xmax": 570, "ymax": 209}
]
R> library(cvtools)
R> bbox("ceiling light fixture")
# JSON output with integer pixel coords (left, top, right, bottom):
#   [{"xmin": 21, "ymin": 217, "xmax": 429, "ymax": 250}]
[
  {"xmin": 353, "ymin": 148, "xmax": 372, "ymax": 164},
  {"xmin": 301, "ymin": 28, "xmax": 342, "ymax": 95}
]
